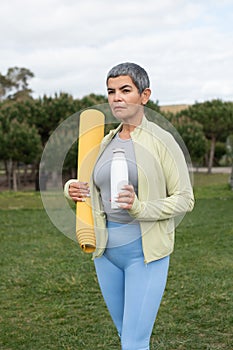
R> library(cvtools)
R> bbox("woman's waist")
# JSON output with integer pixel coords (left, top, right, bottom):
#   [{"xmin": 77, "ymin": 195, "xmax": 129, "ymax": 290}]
[{"xmin": 106, "ymin": 220, "xmax": 141, "ymax": 248}]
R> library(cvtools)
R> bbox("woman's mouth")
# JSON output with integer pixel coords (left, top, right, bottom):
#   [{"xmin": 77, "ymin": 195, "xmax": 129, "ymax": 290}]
[{"xmin": 113, "ymin": 105, "xmax": 126, "ymax": 111}]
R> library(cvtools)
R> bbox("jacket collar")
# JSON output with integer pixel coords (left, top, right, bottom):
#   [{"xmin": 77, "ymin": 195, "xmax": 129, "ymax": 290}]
[
  {"xmin": 102, "ymin": 115, "xmax": 148, "ymax": 147},
  {"xmin": 130, "ymin": 115, "xmax": 148, "ymax": 137}
]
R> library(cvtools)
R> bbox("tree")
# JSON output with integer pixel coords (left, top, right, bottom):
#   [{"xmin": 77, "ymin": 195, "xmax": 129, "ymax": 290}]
[
  {"xmin": 180, "ymin": 100, "xmax": 233, "ymax": 173},
  {"xmin": 167, "ymin": 112, "xmax": 207, "ymax": 167},
  {"xmin": 77, "ymin": 93, "xmax": 108, "ymax": 110},
  {"xmin": 34, "ymin": 93, "xmax": 108, "ymax": 186},
  {"xmin": 0, "ymin": 100, "xmax": 42, "ymax": 190},
  {"xmin": 226, "ymin": 135, "xmax": 233, "ymax": 190},
  {"xmin": 31, "ymin": 93, "xmax": 78, "ymax": 146},
  {"xmin": 0, "ymin": 67, "xmax": 34, "ymax": 101},
  {"xmin": 0, "ymin": 74, "xmax": 12, "ymax": 100},
  {"xmin": 8, "ymin": 121, "xmax": 41, "ymax": 191},
  {"xmin": 147, "ymin": 99, "xmax": 160, "ymax": 113}
]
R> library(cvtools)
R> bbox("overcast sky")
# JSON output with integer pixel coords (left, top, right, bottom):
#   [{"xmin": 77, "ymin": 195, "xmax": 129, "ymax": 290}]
[{"xmin": 1, "ymin": 0, "xmax": 233, "ymax": 105}]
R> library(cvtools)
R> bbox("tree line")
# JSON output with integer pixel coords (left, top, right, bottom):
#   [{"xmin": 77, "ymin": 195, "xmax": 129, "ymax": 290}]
[{"xmin": 0, "ymin": 67, "xmax": 233, "ymax": 191}]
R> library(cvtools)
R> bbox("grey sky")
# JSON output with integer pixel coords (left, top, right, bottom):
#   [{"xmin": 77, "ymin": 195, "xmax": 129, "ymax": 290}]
[{"xmin": 1, "ymin": 0, "xmax": 233, "ymax": 104}]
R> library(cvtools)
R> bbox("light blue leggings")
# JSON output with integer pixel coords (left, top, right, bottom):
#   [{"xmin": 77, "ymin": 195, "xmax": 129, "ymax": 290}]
[{"xmin": 94, "ymin": 221, "xmax": 170, "ymax": 350}]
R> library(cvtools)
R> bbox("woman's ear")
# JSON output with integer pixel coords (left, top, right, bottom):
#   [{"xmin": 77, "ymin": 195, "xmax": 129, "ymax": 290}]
[{"xmin": 141, "ymin": 88, "xmax": 151, "ymax": 105}]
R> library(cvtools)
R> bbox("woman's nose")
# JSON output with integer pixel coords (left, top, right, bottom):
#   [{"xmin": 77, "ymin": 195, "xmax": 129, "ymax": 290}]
[{"xmin": 113, "ymin": 91, "xmax": 122, "ymax": 101}]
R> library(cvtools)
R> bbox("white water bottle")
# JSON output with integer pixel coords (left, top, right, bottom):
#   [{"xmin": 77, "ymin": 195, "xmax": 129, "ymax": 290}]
[{"xmin": 111, "ymin": 148, "xmax": 128, "ymax": 209}]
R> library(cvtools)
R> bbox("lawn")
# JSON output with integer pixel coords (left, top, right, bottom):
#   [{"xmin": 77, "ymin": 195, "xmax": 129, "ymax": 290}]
[{"xmin": 0, "ymin": 173, "xmax": 232, "ymax": 350}]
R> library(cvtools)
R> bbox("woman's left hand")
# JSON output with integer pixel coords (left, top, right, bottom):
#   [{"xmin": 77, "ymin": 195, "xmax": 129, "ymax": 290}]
[{"xmin": 116, "ymin": 184, "xmax": 135, "ymax": 210}]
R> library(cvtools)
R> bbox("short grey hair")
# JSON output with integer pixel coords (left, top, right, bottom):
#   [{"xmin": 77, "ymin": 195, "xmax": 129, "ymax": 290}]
[{"xmin": 106, "ymin": 62, "xmax": 150, "ymax": 94}]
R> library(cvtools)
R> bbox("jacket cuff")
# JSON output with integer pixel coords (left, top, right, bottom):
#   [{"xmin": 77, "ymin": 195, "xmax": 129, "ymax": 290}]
[
  {"xmin": 64, "ymin": 179, "xmax": 79, "ymax": 200},
  {"xmin": 128, "ymin": 195, "xmax": 142, "ymax": 218}
]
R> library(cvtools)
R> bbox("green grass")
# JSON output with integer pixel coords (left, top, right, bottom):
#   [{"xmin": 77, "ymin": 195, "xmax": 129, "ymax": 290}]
[
  {"xmin": 0, "ymin": 174, "xmax": 232, "ymax": 349},
  {"xmin": 0, "ymin": 191, "xmax": 43, "ymax": 210}
]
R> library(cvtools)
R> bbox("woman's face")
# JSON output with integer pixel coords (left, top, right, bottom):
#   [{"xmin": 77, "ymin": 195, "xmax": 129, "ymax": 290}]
[{"xmin": 107, "ymin": 75, "xmax": 151, "ymax": 122}]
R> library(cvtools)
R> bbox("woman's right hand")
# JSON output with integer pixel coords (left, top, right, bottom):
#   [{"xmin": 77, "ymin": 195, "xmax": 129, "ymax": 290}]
[{"xmin": 68, "ymin": 181, "xmax": 90, "ymax": 202}]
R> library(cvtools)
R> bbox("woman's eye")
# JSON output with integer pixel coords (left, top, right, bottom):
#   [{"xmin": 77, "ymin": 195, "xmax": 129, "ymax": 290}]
[{"xmin": 123, "ymin": 89, "xmax": 130, "ymax": 93}]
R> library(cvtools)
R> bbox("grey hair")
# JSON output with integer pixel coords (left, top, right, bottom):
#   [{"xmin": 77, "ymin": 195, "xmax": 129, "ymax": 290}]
[{"xmin": 106, "ymin": 62, "xmax": 150, "ymax": 94}]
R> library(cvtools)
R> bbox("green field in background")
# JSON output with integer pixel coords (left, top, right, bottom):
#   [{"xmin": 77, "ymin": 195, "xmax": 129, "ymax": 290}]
[{"xmin": 0, "ymin": 173, "xmax": 232, "ymax": 349}]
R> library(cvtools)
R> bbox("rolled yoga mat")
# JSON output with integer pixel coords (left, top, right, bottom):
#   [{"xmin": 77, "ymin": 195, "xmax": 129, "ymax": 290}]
[{"xmin": 76, "ymin": 109, "xmax": 105, "ymax": 253}]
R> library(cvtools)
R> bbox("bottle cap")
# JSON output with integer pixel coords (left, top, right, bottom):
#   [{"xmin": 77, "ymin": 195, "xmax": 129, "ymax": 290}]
[{"xmin": 113, "ymin": 148, "xmax": 125, "ymax": 153}]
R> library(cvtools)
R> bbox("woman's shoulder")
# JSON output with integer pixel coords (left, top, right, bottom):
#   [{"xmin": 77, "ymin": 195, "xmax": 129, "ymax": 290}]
[{"xmin": 144, "ymin": 117, "xmax": 175, "ymax": 144}]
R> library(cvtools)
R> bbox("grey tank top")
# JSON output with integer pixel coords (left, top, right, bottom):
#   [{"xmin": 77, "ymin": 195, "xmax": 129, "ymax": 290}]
[{"xmin": 93, "ymin": 133, "xmax": 138, "ymax": 224}]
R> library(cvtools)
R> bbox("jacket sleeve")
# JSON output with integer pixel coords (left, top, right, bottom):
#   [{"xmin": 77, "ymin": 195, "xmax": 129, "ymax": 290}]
[
  {"xmin": 64, "ymin": 179, "xmax": 79, "ymax": 200},
  {"xmin": 128, "ymin": 190, "xmax": 194, "ymax": 222},
  {"xmin": 128, "ymin": 133, "xmax": 194, "ymax": 222}
]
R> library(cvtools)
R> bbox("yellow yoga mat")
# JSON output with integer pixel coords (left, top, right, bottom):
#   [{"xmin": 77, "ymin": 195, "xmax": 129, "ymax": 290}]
[{"xmin": 76, "ymin": 109, "xmax": 105, "ymax": 253}]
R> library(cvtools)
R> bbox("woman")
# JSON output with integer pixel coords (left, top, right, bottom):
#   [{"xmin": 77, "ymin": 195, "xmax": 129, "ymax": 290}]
[{"xmin": 64, "ymin": 62, "xmax": 194, "ymax": 350}]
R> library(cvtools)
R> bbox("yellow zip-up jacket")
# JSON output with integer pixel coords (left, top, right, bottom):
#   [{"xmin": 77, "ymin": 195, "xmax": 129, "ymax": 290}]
[{"xmin": 91, "ymin": 116, "xmax": 194, "ymax": 263}]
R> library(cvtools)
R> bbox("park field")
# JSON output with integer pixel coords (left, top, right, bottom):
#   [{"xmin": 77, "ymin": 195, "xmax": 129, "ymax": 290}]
[{"xmin": 0, "ymin": 173, "xmax": 232, "ymax": 350}]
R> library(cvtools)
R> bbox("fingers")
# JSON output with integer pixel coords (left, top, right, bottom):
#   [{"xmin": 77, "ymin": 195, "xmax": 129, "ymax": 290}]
[
  {"xmin": 116, "ymin": 185, "xmax": 135, "ymax": 210},
  {"xmin": 68, "ymin": 181, "xmax": 90, "ymax": 202}
]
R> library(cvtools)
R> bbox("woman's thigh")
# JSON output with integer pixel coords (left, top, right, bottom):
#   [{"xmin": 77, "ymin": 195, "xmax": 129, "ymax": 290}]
[
  {"xmin": 94, "ymin": 254, "xmax": 124, "ymax": 335},
  {"xmin": 121, "ymin": 256, "xmax": 170, "ymax": 349}
]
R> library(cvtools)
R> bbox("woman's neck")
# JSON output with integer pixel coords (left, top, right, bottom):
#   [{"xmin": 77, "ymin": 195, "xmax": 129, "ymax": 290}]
[
  {"xmin": 119, "ymin": 119, "xmax": 142, "ymax": 139},
  {"xmin": 118, "ymin": 125, "xmax": 133, "ymax": 139}
]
